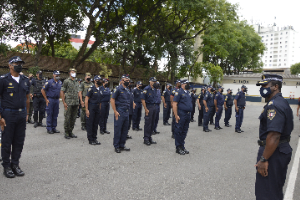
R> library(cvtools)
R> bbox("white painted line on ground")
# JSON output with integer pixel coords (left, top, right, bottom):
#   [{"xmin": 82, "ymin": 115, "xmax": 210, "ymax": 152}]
[{"xmin": 284, "ymin": 137, "xmax": 300, "ymax": 200}]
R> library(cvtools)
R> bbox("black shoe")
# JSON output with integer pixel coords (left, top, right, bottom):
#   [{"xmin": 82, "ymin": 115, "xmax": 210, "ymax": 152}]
[
  {"xmin": 115, "ymin": 148, "xmax": 121, "ymax": 153},
  {"xmin": 38, "ymin": 122, "xmax": 46, "ymax": 127},
  {"xmin": 171, "ymin": 134, "xmax": 175, "ymax": 139},
  {"xmin": 76, "ymin": 115, "xmax": 80, "ymax": 118},
  {"xmin": 3, "ymin": 167, "xmax": 15, "ymax": 178},
  {"xmin": 150, "ymin": 140, "xmax": 157, "ymax": 144},
  {"xmin": 33, "ymin": 122, "xmax": 38, "ymax": 128},
  {"xmin": 235, "ymin": 129, "xmax": 242, "ymax": 133},
  {"xmin": 104, "ymin": 130, "xmax": 110, "ymax": 134},
  {"xmin": 190, "ymin": 119, "xmax": 195, "ymax": 122},
  {"xmin": 144, "ymin": 140, "xmax": 151, "ymax": 146},
  {"xmin": 28, "ymin": 118, "xmax": 34, "ymax": 124},
  {"xmin": 208, "ymin": 129, "xmax": 212, "ymax": 132},
  {"xmin": 64, "ymin": 135, "xmax": 71, "ymax": 139},
  {"xmin": 120, "ymin": 147, "xmax": 130, "ymax": 151},
  {"xmin": 89, "ymin": 140, "xmax": 97, "ymax": 145},
  {"xmin": 218, "ymin": 126, "xmax": 223, "ymax": 129},
  {"xmin": 176, "ymin": 148, "xmax": 186, "ymax": 155},
  {"xmin": 203, "ymin": 129, "xmax": 210, "ymax": 132},
  {"xmin": 154, "ymin": 131, "xmax": 160, "ymax": 134},
  {"xmin": 152, "ymin": 131, "xmax": 156, "ymax": 135},
  {"xmin": 0, "ymin": 157, "xmax": 2, "ymax": 162},
  {"xmin": 198, "ymin": 124, "xmax": 202, "ymax": 126},
  {"xmin": 94, "ymin": 140, "xmax": 101, "ymax": 145},
  {"xmin": 11, "ymin": 165, "xmax": 25, "ymax": 176},
  {"xmin": 214, "ymin": 127, "xmax": 220, "ymax": 130},
  {"xmin": 126, "ymin": 135, "xmax": 132, "ymax": 140},
  {"xmin": 240, "ymin": 130, "xmax": 244, "ymax": 132},
  {"xmin": 52, "ymin": 129, "xmax": 60, "ymax": 133},
  {"xmin": 183, "ymin": 148, "xmax": 189, "ymax": 154},
  {"xmin": 133, "ymin": 128, "xmax": 139, "ymax": 131},
  {"xmin": 225, "ymin": 124, "xmax": 231, "ymax": 127},
  {"xmin": 70, "ymin": 134, "xmax": 77, "ymax": 138},
  {"xmin": 100, "ymin": 131, "xmax": 105, "ymax": 135},
  {"xmin": 81, "ymin": 126, "xmax": 86, "ymax": 131},
  {"xmin": 163, "ymin": 122, "xmax": 171, "ymax": 125},
  {"xmin": 138, "ymin": 127, "xmax": 143, "ymax": 131},
  {"xmin": 47, "ymin": 130, "xmax": 54, "ymax": 134}
]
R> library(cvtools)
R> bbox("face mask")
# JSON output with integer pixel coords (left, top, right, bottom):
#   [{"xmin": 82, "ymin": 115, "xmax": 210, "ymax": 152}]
[
  {"xmin": 14, "ymin": 65, "xmax": 23, "ymax": 73},
  {"xmin": 96, "ymin": 81, "xmax": 102, "ymax": 85},
  {"xmin": 138, "ymin": 86, "xmax": 141, "ymax": 89},
  {"xmin": 185, "ymin": 84, "xmax": 190, "ymax": 90},
  {"xmin": 87, "ymin": 78, "xmax": 91, "ymax": 82},
  {"xmin": 29, "ymin": 77, "xmax": 33, "ymax": 80},
  {"xmin": 38, "ymin": 74, "xmax": 42, "ymax": 79},
  {"xmin": 243, "ymin": 88, "xmax": 247, "ymax": 93},
  {"xmin": 153, "ymin": 83, "xmax": 158, "ymax": 88},
  {"xmin": 220, "ymin": 89, "xmax": 223, "ymax": 93},
  {"xmin": 124, "ymin": 81, "xmax": 129, "ymax": 87},
  {"xmin": 229, "ymin": 92, "xmax": 232, "ymax": 95},
  {"xmin": 169, "ymin": 86, "xmax": 172, "ymax": 90},
  {"xmin": 211, "ymin": 89, "xmax": 215, "ymax": 92},
  {"xmin": 55, "ymin": 76, "xmax": 61, "ymax": 80},
  {"xmin": 260, "ymin": 87, "xmax": 272, "ymax": 98},
  {"xmin": 105, "ymin": 83, "xmax": 109, "ymax": 87},
  {"xmin": 71, "ymin": 73, "xmax": 76, "ymax": 78}
]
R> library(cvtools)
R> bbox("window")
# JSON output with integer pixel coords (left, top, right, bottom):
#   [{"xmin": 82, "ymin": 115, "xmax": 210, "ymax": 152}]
[
  {"xmin": 285, "ymin": 54, "xmax": 287, "ymax": 57},
  {"xmin": 267, "ymin": 35, "xmax": 268, "ymax": 37},
  {"xmin": 270, "ymin": 60, "xmax": 272, "ymax": 62},
  {"xmin": 280, "ymin": 37, "xmax": 282, "ymax": 39},
  {"xmin": 266, "ymin": 39, "xmax": 268, "ymax": 41},
  {"xmin": 280, "ymin": 42, "xmax": 282, "ymax": 44},
  {"xmin": 269, "ymin": 64, "xmax": 272, "ymax": 66},
  {"xmin": 271, "ymin": 38, "xmax": 273, "ymax": 41},
  {"xmin": 262, "ymin": 40, "xmax": 264, "ymax": 42},
  {"xmin": 281, "ymin": 33, "xmax": 283, "ymax": 35},
  {"xmin": 285, "ymin": 45, "xmax": 288, "ymax": 48},
  {"xmin": 271, "ymin": 43, "xmax": 273, "ymax": 45},
  {"xmin": 270, "ymin": 56, "xmax": 272, "ymax": 58},
  {"xmin": 285, "ymin": 50, "xmax": 287, "ymax": 52},
  {"xmin": 265, "ymin": 60, "xmax": 267, "ymax": 62},
  {"xmin": 271, "ymin": 34, "xmax": 273, "ymax": 36},
  {"xmin": 262, "ymin": 36, "xmax": 264, "ymax": 38},
  {"xmin": 279, "ymin": 55, "xmax": 281, "ymax": 57},
  {"xmin": 279, "ymin": 59, "xmax": 281, "ymax": 61},
  {"xmin": 280, "ymin": 46, "xmax": 282, "ymax": 48},
  {"xmin": 286, "ymin": 32, "xmax": 288, "ymax": 34},
  {"xmin": 285, "ymin": 41, "xmax": 288, "ymax": 43},
  {"xmin": 280, "ymin": 50, "xmax": 282, "ymax": 53}
]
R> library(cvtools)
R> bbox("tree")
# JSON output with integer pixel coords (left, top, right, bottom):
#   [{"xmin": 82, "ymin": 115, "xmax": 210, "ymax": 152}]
[
  {"xmin": 204, "ymin": 63, "xmax": 223, "ymax": 87},
  {"xmin": 290, "ymin": 63, "xmax": 300, "ymax": 75}
]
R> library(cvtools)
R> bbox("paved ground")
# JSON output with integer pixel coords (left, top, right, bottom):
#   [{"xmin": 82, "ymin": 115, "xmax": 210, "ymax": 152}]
[{"xmin": 0, "ymin": 102, "xmax": 299, "ymax": 200}]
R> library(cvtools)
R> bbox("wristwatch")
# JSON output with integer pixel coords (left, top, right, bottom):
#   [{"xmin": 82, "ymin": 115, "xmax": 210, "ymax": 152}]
[{"xmin": 260, "ymin": 156, "xmax": 268, "ymax": 162}]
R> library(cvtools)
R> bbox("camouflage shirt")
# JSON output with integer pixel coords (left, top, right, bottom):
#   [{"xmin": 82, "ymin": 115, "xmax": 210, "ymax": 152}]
[
  {"xmin": 79, "ymin": 81, "xmax": 94, "ymax": 98},
  {"xmin": 61, "ymin": 77, "xmax": 79, "ymax": 106}
]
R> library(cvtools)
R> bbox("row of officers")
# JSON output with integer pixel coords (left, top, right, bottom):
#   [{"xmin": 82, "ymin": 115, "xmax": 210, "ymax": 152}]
[{"xmin": 0, "ymin": 57, "xmax": 295, "ymax": 200}]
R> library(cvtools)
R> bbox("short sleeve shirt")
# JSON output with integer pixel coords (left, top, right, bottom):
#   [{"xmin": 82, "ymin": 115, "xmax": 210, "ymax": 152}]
[{"xmin": 173, "ymin": 88, "xmax": 193, "ymax": 112}]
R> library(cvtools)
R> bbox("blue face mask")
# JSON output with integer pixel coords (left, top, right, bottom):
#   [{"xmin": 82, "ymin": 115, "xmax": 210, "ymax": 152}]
[{"xmin": 260, "ymin": 87, "xmax": 272, "ymax": 98}]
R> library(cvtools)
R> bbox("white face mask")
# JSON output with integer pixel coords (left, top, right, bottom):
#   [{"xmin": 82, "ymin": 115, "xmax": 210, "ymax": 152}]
[{"xmin": 71, "ymin": 73, "xmax": 76, "ymax": 78}]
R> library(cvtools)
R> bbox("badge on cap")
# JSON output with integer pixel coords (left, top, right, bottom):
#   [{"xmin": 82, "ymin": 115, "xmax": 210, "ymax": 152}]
[{"xmin": 267, "ymin": 109, "xmax": 276, "ymax": 120}]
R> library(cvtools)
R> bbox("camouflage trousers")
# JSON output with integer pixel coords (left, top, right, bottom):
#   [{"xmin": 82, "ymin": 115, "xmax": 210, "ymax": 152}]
[
  {"xmin": 80, "ymin": 107, "xmax": 86, "ymax": 127},
  {"xmin": 64, "ymin": 105, "xmax": 78, "ymax": 136},
  {"xmin": 28, "ymin": 102, "xmax": 33, "ymax": 118}
]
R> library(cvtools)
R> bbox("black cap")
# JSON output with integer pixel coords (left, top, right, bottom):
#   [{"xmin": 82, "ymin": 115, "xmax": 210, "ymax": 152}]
[
  {"xmin": 121, "ymin": 74, "xmax": 130, "ymax": 79},
  {"xmin": 167, "ymin": 83, "xmax": 172, "ymax": 87},
  {"xmin": 181, "ymin": 79, "xmax": 189, "ymax": 84},
  {"xmin": 149, "ymin": 77, "xmax": 157, "ymax": 82},
  {"xmin": 136, "ymin": 81, "xmax": 142, "ymax": 85},
  {"xmin": 53, "ymin": 70, "xmax": 60, "ymax": 75},
  {"xmin": 8, "ymin": 56, "xmax": 25, "ymax": 64},
  {"xmin": 241, "ymin": 85, "xmax": 247, "ymax": 89},
  {"xmin": 218, "ymin": 86, "xmax": 224, "ymax": 89},
  {"xmin": 256, "ymin": 74, "xmax": 283, "ymax": 86},
  {"xmin": 94, "ymin": 75, "xmax": 102, "ymax": 81},
  {"xmin": 227, "ymin": 88, "xmax": 232, "ymax": 92},
  {"xmin": 175, "ymin": 80, "xmax": 181, "ymax": 84},
  {"xmin": 207, "ymin": 85, "xmax": 213, "ymax": 88},
  {"xmin": 36, "ymin": 71, "xmax": 42, "ymax": 74}
]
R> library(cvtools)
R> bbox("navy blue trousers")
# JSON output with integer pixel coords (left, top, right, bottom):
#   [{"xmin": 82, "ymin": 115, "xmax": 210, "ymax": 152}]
[
  {"xmin": 210, "ymin": 106, "xmax": 215, "ymax": 123},
  {"xmin": 174, "ymin": 110, "xmax": 190, "ymax": 148},
  {"xmin": 46, "ymin": 98, "xmax": 59, "ymax": 131},
  {"xmin": 215, "ymin": 105, "xmax": 223, "ymax": 128},
  {"xmin": 99, "ymin": 102, "xmax": 110, "ymax": 132},
  {"xmin": 113, "ymin": 110, "xmax": 129, "ymax": 148},
  {"xmin": 235, "ymin": 108, "xmax": 244, "ymax": 130},
  {"xmin": 1, "ymin": 110, "xmax": 26, "ymax": 168},
  {"xmin": 203, "ymin": 106, "xmax": 212, "ymax": 130},
  {"xmin": 153, "ymin": 104, "xmax": 160, "ymax": 132},
  {"xmin": 163, "ymin": 102, "xmax": 171, "ymax": 123},
  {"xmin": 255, "ymin": 145, "xmax": 292, "ymax": 200},
  {"xmin": 198, "ymin": 104, "xmax": 204, "ymax": 125},
  {"xmin": 86, "ymin": 104, "xmax": 101, "ymax": 141},
  {"xmin": 224, "ymin": 106, "xmax": 232, "ymax": 125},
  {"xmin": 132, "ymin": 103, "xmax": 142, "ymax": 129},
  {"xmin": 143, "ymin": 105, "xmax": 156, "ymax": 141}
]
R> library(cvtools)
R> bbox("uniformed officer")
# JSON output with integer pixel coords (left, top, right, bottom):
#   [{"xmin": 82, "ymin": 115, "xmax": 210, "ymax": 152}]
[
  {"xmin": 173, "ymin": 80, "xmax": 193, "ymax": 155},
  {"xmin": 224, "ymin": 88, "xmax": 233, "ymax": 127},
  {"xmin": 32, "ymin": 71, "xmax": 46, "ymax": 128},
  {"xmin": 297, "ymin": 98, "xmax": 300, "ymax": 123},
  {"xmin": 197, "ymin": 87, "xmax": 206, "ymax": 126},
  {"xmin": 170, "ymin": 80, "xmax": 181, "ymax": 138},
  {"xmin": 99, "ymin": 78, "xmax": 111, "ymax": 134},
  {"xmin": 132, "ymin": 81, "xmax": 143, "ymax": 131},
  {"xmin": 77, "ymin": 79, "xmax": 83, "ymax": 118},
  {"xmin": 85, "ymin": 75, "xmax": 103, "ymax": 145},
  {"xmin": 153, "ymin": 81, "xmax": 161, "ymax": 135},
  {"xmin": 60, "ymin": 68, "xmax": 79, "ymax": 139},
  {"xmin": 0, "ymin": 56, "xmax": 30, "ymax": 178},
  {"xmin": 202, "ymin": 85, "xmax": 214, "ymax": 132},
  {"xmin": 162, "ymin": 83, "xmax": 172, "ymax": 126},
  {"xmin": 141, "ymin": 77, "xmax": 158, "ymax": 145},
  {"xmin": 234, "ymin": 85, "xmax": 247, "ymax": 133},
  {"xmin": 111, "ymin": 74, "xmax": 131, "ymax": 153},
  {"xmin": 79, "ymin": 73, "xmax": 94, "ymax": 131},
  {"xmin": 210, "ymin": 89, "xmax": 216, "ymax": 125},
  {"xmin": 27, "ymin": 73, "xmax": 34, "ymax": 124},
  {"xmin": 190, "ymin": 89, "xmax": 196, "ymax": 122},
  {"xmin": 128, "ymin": 80, "xmax": 135, "ymax": 133},
  {"xmin": 214, "ymin": 86, "xmax": 225, "ymax": 130},
  {"xmin": 255, "ymin": 74, "xmax": 293, "ymax": 200},
  {"xmin": 41, "ymin": 70, "xmax": 62, "ymax": 134}
]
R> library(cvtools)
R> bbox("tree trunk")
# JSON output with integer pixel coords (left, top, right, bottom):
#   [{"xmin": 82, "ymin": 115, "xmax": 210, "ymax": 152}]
[
  {"xmin": 34, "ymin": 0, "xmax": 45, "ymax": 67},
  {"xmin": 49, "ymin": 35, "xmax": 55, "ymax": 57}
]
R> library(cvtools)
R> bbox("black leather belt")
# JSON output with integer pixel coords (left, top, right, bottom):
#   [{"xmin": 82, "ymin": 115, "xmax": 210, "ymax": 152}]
[
  {"xmin": 147, "ymin": 103, "xmax": 156, "ymax": 106},
  {"xmin": 227, "ymin": 106, "xmax": 232, "ymax": 108},
  {"xmin": 48, "ymin": 97, "xmax": 59, "ymax": 99},
  {"xmin": 238, "ymin": 106, "xmax": 245, "ymax": 109},
  {"xmin": 258, "ymin": 137, "xmax": 290, "ymax": 146},
  {"xmin": 34, "ymin": 94, "xmax": 43, "ymax": 97},
  {"xmin": 4, "ymin": 108, "xmax": 26, "ymax": 112}
]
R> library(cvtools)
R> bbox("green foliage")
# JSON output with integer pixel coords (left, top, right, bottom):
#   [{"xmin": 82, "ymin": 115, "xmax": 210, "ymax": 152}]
[
  {"xmin": 290, "ymin": 63, "xmax": 300, "ymax": 75},
  {"xmin": 27, "ymin": 66, "xmax": 41, "ymax": 76},
  {"xmin": 40, "ymin": 42, "xmax": 78, "ymax": 60},
  {"xmin": 204, "ymin": 63, "xmax": 223, "ymax": 86}
]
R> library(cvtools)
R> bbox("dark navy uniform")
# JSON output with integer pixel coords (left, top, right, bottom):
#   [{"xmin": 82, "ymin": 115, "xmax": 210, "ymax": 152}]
[
  {"xmin": 173, "ymin": 87, "xmax": 193, "ymax": 151},
  {"xmin": 0, "ymin": 72, "xmax": 29, "ymax": 169},
  {"xmin": 171, "ymin": 87, "xmax": 180, "ymax": 136},
  {"xmin": 112, "ymin": 84, "xmax": 131, "ymax": 148},
  {"xmin": 128, "ymin": 87, "xmax": 134, "ymax": 131},
  {"xmin": 224, "ymin": 90, "xmax": 233, "ymax": 126},
  {"xmin": 32, "ymin": 76, "xmax": 46, "ymax": 126},
  {"xmin": 235, "ymin": 90, "xmax": 246, "ymax": 131},
  {"xmin": 162, "ymin": 87, "xmax": 171, "ymax": 124},
  {"xmin": 198, "ymin": 89, "xmax": 205, "ymax": 126},
  {"xmin": 203, "ymin": 88, "xmax": 214, "ymax": 131},
  {"xmin": 210, "ymin": 91, "xmax": 216, "ymax": 124},
  {"xmin": 190, "ymin": 91, "xmax": 196, "ymax": 121},
  {"xmin": 42, "ymin": 76, "xmax": 62, "ymax": 132},
  {"xmin": 132, "ymin": 84, "xmax": 142, "ymax": 130},
  {"xmin": 141, "ymin": 83, "xmax": 158, "ymax": 142},
  {"xmin": 153, "ymin": 88, "xmax": 161, "ymax": 133},
  {"xmin": 86, "ymin": 84, "xmax": 102, "ymax": 143},
  {"xmin": 99, "ymin": 85, "xmax": 111, "ymax": 133},
  {"xmin": 214, "ymin": 90, "xmax": 225, "ymax": 128}
]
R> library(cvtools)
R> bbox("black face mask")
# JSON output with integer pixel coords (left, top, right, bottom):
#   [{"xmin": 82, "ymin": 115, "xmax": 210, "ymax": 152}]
[
  {"xmin": 87, "ymin": 78, "xmax": 91, "ymax": 82},
  {"xmin": 169, "ymin": 86, "xmax": 172, "ymax": 90},
  {"xmin": 96, "ymin": 81, "xmax": 102, "ymax": 85},
  {"xmin": 185, "ymin": 84, "xmax": 190, "ymax": 90},
  {"xmin": 220, "ymin": 89, "xmax": 223, "ymax": 93},
  {"xmin": 124, "ymin": 81, "xmax": 129, "ymax": 87},
  {"xmin": 129, "ymin": 85, "xmax": 133, "ymax": 88},
  {"xmin": 244, "ymin": 88, "xmax": 248, "ymax": 93},
  {"xmin": 211, "ymin": 89, "xmax": 215, "ymax": 92},
  {"xmin": 29, "ymin": 77, "xmax": 33, "ymax": 80},
  {"xmin": 153, "ymin": 83, "xmax": 158, "ymax": 88},
  {"xmin": 14, "ymin": 65, "xmax": 23, "ymax": 73},
  {"xmin": 229, "ymin": 92, "xmax": 232, "ymax": 95},
  {"xmin": 38, "ymin": 74, "xmax": 42, "ymax": 79},
  {"xmin": 138, "ymin": 86, "xmax": 141, "ymax": 89},
  {"xmin": 105, "ymin": 83, "xmax": 109, "ymax": 87}
]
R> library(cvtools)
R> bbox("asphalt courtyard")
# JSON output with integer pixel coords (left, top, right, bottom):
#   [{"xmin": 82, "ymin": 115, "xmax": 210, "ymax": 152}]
[{"xmin": 0, "ymin": 102, "xmax": 299, "ymax": 200}]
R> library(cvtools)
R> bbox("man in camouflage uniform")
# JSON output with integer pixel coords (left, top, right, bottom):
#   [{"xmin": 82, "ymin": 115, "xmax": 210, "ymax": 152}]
[
  {"xmin": 27, "ymin": 73, "xmax": 34, "ymax": 124},
  {"xmin": 78, "ymin": 73, "xmax": 93, "ymax": 131},
  {"xmin": 60, "ymin": 68, "xmax": 79, "ymax": 139}
]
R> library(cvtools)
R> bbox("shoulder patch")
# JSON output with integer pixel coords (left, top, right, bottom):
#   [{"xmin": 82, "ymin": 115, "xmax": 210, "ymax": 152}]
[
  {"xmin": 206, "ymin": 94, "xmax": 208, "ymax": 97},
  {"xmin": 88, "ymin": 88, "xmax": 92, "ymax": 92},
  {"xmin": 267, "ymin": 109, "xmax": 276, "ymax": 120},
  {"xmin": 268, "ymin": 101, "xmax": 273, "ymax": 106},
  {"xmin": 216, "ymin": 94, "xmax": 218, "ymax": 96},
  {"xmin": 45, "ymin": 82, "xmax": 48, "ymax": 85},
  {"xmin": 172, "ymin": 90, "xmax": 175, "ymax": 94},
  {"xmin": 175, "ymin": 92, "xmax": 178, "ymax": 96},
  {"xmin": 114, "ymin": 88, "xmax": 117, "ymax": 92},
  {"xmin": 143, "ymin": 90, "xmax": 147, "ymax": 94}
]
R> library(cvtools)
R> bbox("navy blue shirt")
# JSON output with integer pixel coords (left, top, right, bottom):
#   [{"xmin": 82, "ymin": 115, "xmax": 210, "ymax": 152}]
[
  {"xmin": 100, "ymin": 86, "xmax": 111, "ymax": 102},
  {"xmin": 141, "ymin": 85, "xmax": 157, "ymax": 104},
  {"xmin": 133, "ymin": 87, "xmax": 142, "ymax": 103},
  {"xmin": 203, "ymin": 91, "xmax": 214, "ymax": 107},
  {"xmin": 198, "ymin": 91, "xmax": 205, "ymax": 105},
  {"xmin": 86, "ymin": 85, "xmax": 102, "ymax": 104},
  {"xmin": 155, "ymin": 89, "xmax": 161, "ymax": 104},
  {"xmin": 215, "ymin": 92, "xmax": 225, "ymax": 106},
  {"xmin": 173, "ymin": 88, "xmax": 193, "ymax": 112},
  {"xmin": 162, "ymin": 88, "xmax": 171, "ymax": 102},
  {"xmin": 171, "ymin": 87, "xmax": 180, "ymax": 97},
  {"xmin": 129, "ymin": 88, "xmax": 134, "ymax": 114},
  {"xmin": 235, "ymin": 91, "xmax": 246, "ymax": 107},
  {"xmin": 112, "ymin": 84, "xmax": 130, "ymax": 110},
  {"xmin": 42, "ymin": 78, "xmax": 62, "ymax": 98},
  {"xmin": 225, "ymin": 94, "xmax": 233, "ymax": 106},
  {"xmin": 258, "ymin": 93, "xmax": 293, "ymax": 141},
  {"xmin": 0, "ymin": 73, "xmax": 30, "ymax": 111}
]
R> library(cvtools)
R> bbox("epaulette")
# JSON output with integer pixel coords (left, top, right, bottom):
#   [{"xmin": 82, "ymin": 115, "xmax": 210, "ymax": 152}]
[{"xmin": 0, "ymin": 73, "xmax": 9, "ymax": 79}]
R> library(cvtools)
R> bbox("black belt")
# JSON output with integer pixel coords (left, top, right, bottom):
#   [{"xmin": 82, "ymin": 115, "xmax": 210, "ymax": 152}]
[
  {"xmin": 227, "ymin": 105, "xmax": 232, "ymax": 108},
  {"xmin": 48, "ymin": 97, "xmax": 59, "ymax": 99},
  {"xmin": 34, "ymin": 94, "xmax": 43, "ymax": 97},
  {"xmin": 89, "ymin": 103, "xmax": 100, "ymax": 106},
  {"xmin": 4, "ymin": 108, "xmax": 26, "ymax": 112},
  {"xmin": 146, "ymin": 103, "xmax": 157, "ymax": 106},
  {"xmin": 238, "ymin": 106, "xmax": 245, "ymax": 109},
  {"xmin": 258, "ymin": 137, "xmax": 290, "ymax": 146}
]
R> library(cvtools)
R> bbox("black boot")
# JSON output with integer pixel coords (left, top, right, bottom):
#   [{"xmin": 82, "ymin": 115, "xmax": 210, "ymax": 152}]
[
  {"xmin": 34, "ymin": 122, "xmax": 38, "ymax": 128},
  {"xmin": 38, "ymin": 114, "xmax": 46, "ymax": 127}
]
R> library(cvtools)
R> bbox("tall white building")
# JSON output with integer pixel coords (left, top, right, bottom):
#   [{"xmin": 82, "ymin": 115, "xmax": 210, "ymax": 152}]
[{"xmin": 253, "ymin": 24, "xmax": 300, "ymax": 72}]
